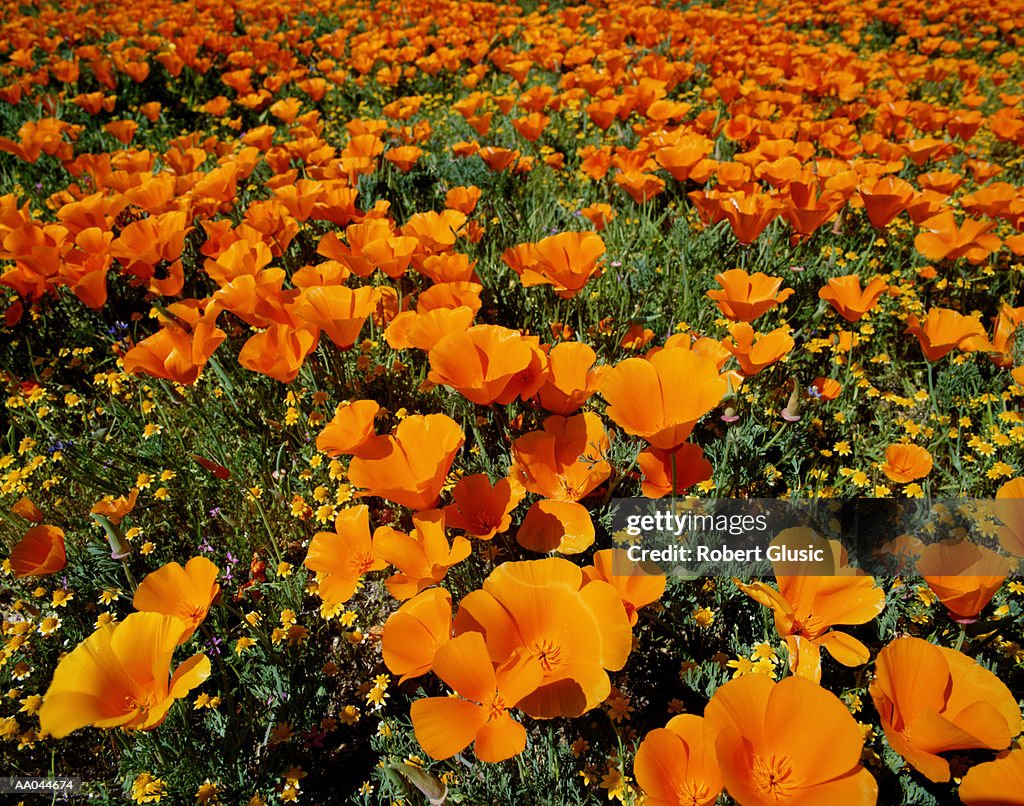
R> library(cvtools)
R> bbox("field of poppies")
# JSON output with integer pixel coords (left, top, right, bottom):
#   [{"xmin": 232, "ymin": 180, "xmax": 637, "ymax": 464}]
[{"xmin": 2, "ymin": 0, "xmax": 1024, "ymax": 802}]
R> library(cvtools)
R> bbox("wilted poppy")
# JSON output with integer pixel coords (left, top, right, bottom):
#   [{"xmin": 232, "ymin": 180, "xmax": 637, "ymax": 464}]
[
  {"xmin": 443, "ymin": 474, "xmax": 525, "ymax": 540},
  {"xmin": 880, "ymin": 443, "xmax": 933, "ymax": 483},
  {"xmin": 706, "ymin": 674, "xmax": 877, "ymax": 803},
  {"xmin": 38, "ymin": 612, "xmax": 210, "ymax": 739},
  {"xmin": 916, "ymin": 540, "xmax": 1009, "ymax": 622},
  {"xmin": 870, "ymin": 637, "xmax": 1019, "ymax": 782},
  {"xmin": 601, "ymin": 347, "xmax": 727, "ymax": 450},
  {"xmin": 10, "ymin": 524, "xmax": 66, "ymax": 578},
  {"xmin": 315, "ymin": 400, "xmax": 379, "ymax": 457},
  {"xmin": 454, "ymin": 557, "xmax": 632, "ymax": 718},
  {"xmin": 381, "ymin": 587, "xmax": 453, "ymax": 682},
  {"xmin": 411, "ymin": 631, "xmax": 542, "ymax": 762},
  {"xmin": 133, "ymin": 557, "xmax": 221, "ymax": 643},
  {"xmin": 706, "ymin": 268, "xmax": 793, "ymax": 322},
  {"xmin": 634, "ymin": 715, "xmax": 722, "ymax": 806},
  {"xmin": 373, "ymin": 509, "xmax": 471, "ymax": 601},
  {"xmin": 304, "ymin": 505, "xmax": 388, "ymax": 608}
]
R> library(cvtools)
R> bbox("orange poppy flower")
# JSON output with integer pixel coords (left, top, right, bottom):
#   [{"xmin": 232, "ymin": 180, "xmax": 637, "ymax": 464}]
[
  {"xmin": 706, "ymin": 268, "xmax": 793, "ymax": 322},
  {"xmin": 238, "ymin": 323, "xmax": 318, "ymax": 384},
  {"xmin": 133, "ymin": 557, "xmax": 221, "ymax": 643},
  {"xmin": 734, "ymin": 531, "xmax": 885, "ymax": 681},
  {"xmin": 454, "ymin": 557, "xmax": 632, "ymax": 718},
  {"xmin": 858, "ymin": 175, "xmax": 916, "ymax": 227},
  {"xmin": 294, "ymin": 285, "xmax": 379, "ymax": 349},
  {"xmin": 90, "ymin": 489, "xmax": 139, "ymax": 525},
  {"xmin": 373, "ymin": 509, "xmax": 471, "ymax": 601},
  {"xmin": 304, "ymin": 505, "xmax": 388, "ymax": 609},
  {"xmin": 510, "ymin": 412, "xmax": 610, "ymax": 503},
  {"xmin": 382, "ymin": 588, "xmax": 453, "ymax": 683},
  {"xmin": 411, "ymin": 631, "xmax": 542, "ymax": 762},
  {"xmin": 870, "ymin": 637, "xmax": 1019, "ymax": 782},
  {"xmin": 721, "ymin": 192, "xmax": 782, "ymax": 245},
  {"xmin": 315, "ymin": 400, "xmax": 379, "ymax": 457},
  {"xmin": 384, "ymin": 306, "xmax": 475, "ymax": 351},
  {"xmin": 535, "ymin": 341, "xmax": 607, "ymax": 415},
  {"xmin": 503, "ymin": 231, "xmax": 605, "ymax": 298},
  {"xmin": 10, "ymin": 524, "xmax": 66, "ymax": 578},
  {"xmin": 994, "ymin": 477, "xmax": 1024, "ymax": 557},
  {"xmin": 348, "ymin": 414, "xmax": 464, "ymax": 511},
  {"xmin": 880, "ymin": 443, "xmax": 933, "ymax": 483},
  {"xmin": 582, "ymin": 549, "xmax": 665, "ymax": 627},
  {"xmin": 959, "ymin": 749, "xmax": 1024, "ymax": 805},
  {"xmin": 38, "ymin": 612, "xmax": 210, "ymax": 739},
  {"xmin": 428, "ymin": 325, "xmax": 547, "ymax": 405},
  {"xmin": 442, "ymin": 474, "xmax": 525, "ymax": 540},
  {"xmin": 601, "ymin": 347, "xmax": 727, "ymax": 450},
  {"xmin": 706, "ymin": 674, "xmax": 878, "ymax": 803},
  {"xmin": 638, "ymin": 442, "xmax": 714, "ymax": 498},
  {"xmin": 578, "ymin": 203, "xmax": 616, "ymax": 231},
  {"xmin": 123, "ymin": 308, "xmax": 226, "ymax": 386},
  {"xmin": 810, "ymin": 377, "xmax": 843, "ymax": 400},
  {"xmin": 444, "ymin": 185, "xmax": 481, "ymax": 214},
  {"xmin": 904, "ymin": 308, "xmax": 986, "ymax": 362},
  {"xmin": 916, "ymin": 540, "xmax": 1009, "ymax": 622},
  {"xmin": 914, "ymin": 211, "xmax": 1002, "ymax": 264},
  {"xmin": 634, "ymin": 715, "xmax": 722, "ymax": 806},
  {"xmin": 614, "ymin": 171, "xmax": 665, "ymax": 204},
  {"xmin": 516, "ymin": 498, "xmax": 597, "ymax": 555},
  {"xmin": 402, "ymin": 209, "xmax": 466, "ymax": 254},
  {"xmin": 384, "ymin": 145, "xmax": 422, "ymax": 172},
  {"xmin": 723, "ymin": 322, "xmax": 794, "ymax": 376},
  {"xmin": 818, "ymin": 275, "xmax": 888, "ymax": 322},
  {"xmin": 11, "ymin": 496, "xmax": 44, "ymax": 523}
]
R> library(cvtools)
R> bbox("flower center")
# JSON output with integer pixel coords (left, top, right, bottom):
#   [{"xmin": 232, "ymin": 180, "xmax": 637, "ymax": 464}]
[
  {"xmin": 675, "ymin": 780, "xmax": 710, "ymax": 806},
  {"xmin": 753, "ymin": 754, "xmax": 796, "ymax": 801},
  {"xmin": 530, "ymin": 639, "xmax": 563, "ymax": 672}
]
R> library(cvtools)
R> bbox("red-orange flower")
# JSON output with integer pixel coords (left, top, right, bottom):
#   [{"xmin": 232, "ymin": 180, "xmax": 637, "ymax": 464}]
[
  {"xmin": 10, "ymin": 524, "xmax": 66, "ymax": 578},
  {"xmin": 880, "ymin": 443, "xmax": 933, "ymax": 483},
  {"xmin": 133, "ymin": 557, "xmax": 221, "ymax": 643},
  {"xmin": 442, "ymin": 474, "xmax": 525, "ymax": 540},
  {"xmin": 428, "ymin": 325, "xmax": 547, "ymax": 405}
]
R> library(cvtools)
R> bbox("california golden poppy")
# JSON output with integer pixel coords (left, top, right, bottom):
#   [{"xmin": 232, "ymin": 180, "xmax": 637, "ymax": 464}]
[
  {"xmin": 503, "ymin": 231, "xmax": 605, "ymax": 298},
  {"xmin": 10, "ymin": 524, "xmax": 66, "ymax": 578},
  {"xmin": 348, "ymin": 414, "xmax": 464, "ymax": 511},
  {"xmin": 706, "ymin": 674, "xmax": 877, "ymax": 803},
  {"xmin": 601, "ymin": 347, "xmax": 727, "ymax": 449},
  {"xmin": 454, "ymin": 557, "xmax": 632, "ymax": 719},
  {"xmin": 818, "ymin": 275, "xmax": 888, "ymax": 322},
  {"xmin": 381, "ymin": 588, "xmax": 452, "ymax": 683},
  {"xmin": 735, "ymin": 530, "xmax": 885, "ymax": 681},
  {"xmin": 535, "ymin": 341, "xmax": 607, "ymax": 415},
  {"xmin": 916, "ymin": 540, "xmax": 1009, "ymax": 622},
  {"xmin": 373, "ymin": 509, "xmax": 471, "ymax": 601},
  {"xmin": 294, "ymin": 285, "xmax": 379, "ymax": 349},
  {"xmin": 428, "ymin": 325, "xmax": 548, "ymax": 405},
  {"xmin": 870, "ymin": 637, "xmax": 1019, "ymax": 782},
  {"xmin": 880, "ymin": 443, "xmax": 933, "ymax": 483},
  {"xmin": 133, "ymin": 557, "xmax": 221, "ymax": 643},
  {"xmin": 905, "ymin": 308, "xmax": 987, "ymax": 362},
  {"xmin": 634, "ymin": 715, "xmax": 722, "ymax": 806},
  {"xmin": 38, "ymin": 612, "xmax": 210, "ymax": 739},
  {"xmin": 958, "ymin": 749, "xmax": 1024, "ymax": 805},
  {"xmin": 411, "ymin": 631, "xmax": 542, "ymax": 762},
  {"xmin": 582, "ymin": 549, "xmax": 665, "ymax": 627},
  {"xmin": 706, "ymin": 268, "xmax": 793, "ymax": 322},
  {"xmin": 304, "ymin": 505, "xmax": 388, "ymax": 609},
  {"xmin": 315, "ymin": 400, "xmax": 379, "ymax": 457},
  {"xmin": 638, "ymin": 442, "xmax": 714, "ymax": 498},
  {"xmin": 723, "ymin": 322, "xmax": 794, "ymax": 376},
  {"xmin": 442, "ymin": 474, "xmax": 525, "ymax": 540}
]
